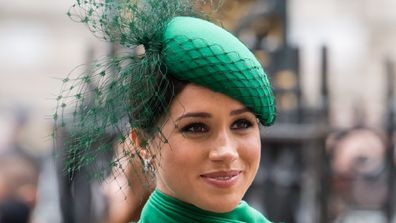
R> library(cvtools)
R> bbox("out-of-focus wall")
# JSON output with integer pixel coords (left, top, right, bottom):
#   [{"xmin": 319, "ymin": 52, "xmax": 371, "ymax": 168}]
[
  {"xmin": 0, "ymin": 0, "xmax": 105, "ymax": 152},
  {"xmin": 289, "ymin": 0, "xmax": 396, "ymax": 128}
]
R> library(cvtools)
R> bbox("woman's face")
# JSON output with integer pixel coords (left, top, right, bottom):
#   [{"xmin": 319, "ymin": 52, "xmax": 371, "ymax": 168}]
[{"xmin": 150, "ymin": 83, "xmax": 261, "ymax": 212}]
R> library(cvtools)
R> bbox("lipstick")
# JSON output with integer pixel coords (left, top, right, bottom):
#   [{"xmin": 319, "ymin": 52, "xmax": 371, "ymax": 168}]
[{"xmin": 200, "ymin": 170, "xmax": 241, "ymax": 188}]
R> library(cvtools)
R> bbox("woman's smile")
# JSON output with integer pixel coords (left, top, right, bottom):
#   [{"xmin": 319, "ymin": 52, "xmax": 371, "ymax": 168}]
[{"xmin": 200, "ymin": 170, "xmax": 242, "ymax": 188}]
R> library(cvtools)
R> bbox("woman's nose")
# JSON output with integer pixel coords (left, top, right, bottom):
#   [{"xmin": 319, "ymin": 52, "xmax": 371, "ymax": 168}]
[{"xmin": 208, "ymin": 131, "xmax": 239, "ymax": 163}]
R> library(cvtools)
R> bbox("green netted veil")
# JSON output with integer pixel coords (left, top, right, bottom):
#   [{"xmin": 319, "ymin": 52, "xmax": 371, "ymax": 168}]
[{"xmin": 54, "ymin": 0, "xmax": 275, "ymax": 183}]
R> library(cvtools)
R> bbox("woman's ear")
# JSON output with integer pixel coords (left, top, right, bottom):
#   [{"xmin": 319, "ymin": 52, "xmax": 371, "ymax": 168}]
[
  {"xmin": 130, "ymin": 129, "xmax": 141, "ymax": 147},
  {"xmin": 130, "ymin": 129, "xmax": 151, "ymax": 158},
  {"xmin": 130, "ymin": 128, "xmax": 148, "ymax": 148},
  {"xmin": 129, "ymin": 129, "xmax": 147, "ymax": 160}
]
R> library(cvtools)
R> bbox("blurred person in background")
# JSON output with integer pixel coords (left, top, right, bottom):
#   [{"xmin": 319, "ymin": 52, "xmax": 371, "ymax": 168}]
[
  {"xmin": 327, "ymin": 128, "xmax": 388, "ymax": 222},
  {"xmin": 0, "ymin": 151, "xmax": 40, "ymax": 223},
  {"xmin": 0, "ymin": 109, "xmax": 40, "ymax": 223}
]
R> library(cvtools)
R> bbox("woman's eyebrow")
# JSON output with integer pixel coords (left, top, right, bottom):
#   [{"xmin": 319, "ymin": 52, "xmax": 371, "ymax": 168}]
[
  {"xmin": 175, "ymin": 108, "xmax": 251, "ymax": 121},
  {"xmin": 230, "ymin": 107, "xmax": 252, "ymax": 116},
  {"xmin": 175, "ymin": 112, "xmax": 212, "ymax": 121}
]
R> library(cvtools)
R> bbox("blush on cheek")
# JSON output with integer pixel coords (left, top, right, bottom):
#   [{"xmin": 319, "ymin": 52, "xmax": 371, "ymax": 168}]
[
  {"xmin": 242, "ymin": 137, "xmax": 261, "ymax": 157},
  {"xmin": 241, "ymin": 138, "xmax": 261, "ymax": 176}
]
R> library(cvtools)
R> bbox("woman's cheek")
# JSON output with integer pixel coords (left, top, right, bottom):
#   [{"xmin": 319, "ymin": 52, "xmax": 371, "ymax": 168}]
[{"xmin": 240, "ymin": 134, "xmax": 261, "ymax": 158}]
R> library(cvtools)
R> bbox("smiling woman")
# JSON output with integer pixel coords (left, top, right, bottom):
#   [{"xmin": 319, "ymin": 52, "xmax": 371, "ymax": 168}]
[
  {"xmin": 153, "ymin": 84, "xmax": 261, "ymax": 212},
  {"xmin": 54, "ymin": 0, "xmax": 275, "ymax": 222},
  {"xmin": 137, "ymin": 85, "xmax": 268, "ymax": 222}
]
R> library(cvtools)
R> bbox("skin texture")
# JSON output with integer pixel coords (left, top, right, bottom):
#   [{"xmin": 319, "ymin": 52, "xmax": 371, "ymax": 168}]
[{"xmin": 150, "ymin": 83, "xmax": 261, "ymax": 213}]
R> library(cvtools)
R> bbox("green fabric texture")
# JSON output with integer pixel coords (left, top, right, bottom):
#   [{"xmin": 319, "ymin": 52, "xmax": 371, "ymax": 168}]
[
  {"xmin": 163, "ymin": 16, "xmax": 275, "ymax": 126},
  {"xmin": 138, "ymin": 189, "xmax": 272, "ymax": 223}
]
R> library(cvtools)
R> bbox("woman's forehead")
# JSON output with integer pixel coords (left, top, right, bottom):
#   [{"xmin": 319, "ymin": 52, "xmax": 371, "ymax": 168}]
[{"xmin": 170, "ymin": 83, "xmax": 248, "ymax": 115}]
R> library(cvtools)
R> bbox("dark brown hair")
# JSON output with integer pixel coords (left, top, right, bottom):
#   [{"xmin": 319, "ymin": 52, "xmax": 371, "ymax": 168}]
[{"xmin": 133, "ymin": 72, "xmax": 189, "ymax": 137}]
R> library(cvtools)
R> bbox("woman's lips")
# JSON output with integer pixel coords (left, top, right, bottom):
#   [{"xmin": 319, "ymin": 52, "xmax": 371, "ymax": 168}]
[{"xmin": 200, "ymin": 170, "xmax": 241, "ymax": 188}]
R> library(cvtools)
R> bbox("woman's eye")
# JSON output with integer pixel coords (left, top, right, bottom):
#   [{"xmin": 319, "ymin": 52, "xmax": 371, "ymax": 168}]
[
  {"xmin": 180, "ymin": 122, "xmax": 209, "ymax": 134},
  {"xmin": 231, "ymin": 119, "xmax": 253, "ymax": 130}
]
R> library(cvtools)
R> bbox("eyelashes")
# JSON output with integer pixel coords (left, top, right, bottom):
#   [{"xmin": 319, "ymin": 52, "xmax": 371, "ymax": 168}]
[
  {"xmin": 178, "ymin": 118, "xmax": 255, "ymax": 135},
  {"xmin": 231, "ymin": 119, "xmax": 253, "ymax": 130},
  {"xmin": 180, "ymin": 122, "xmax": 208, "ymax": 134}
]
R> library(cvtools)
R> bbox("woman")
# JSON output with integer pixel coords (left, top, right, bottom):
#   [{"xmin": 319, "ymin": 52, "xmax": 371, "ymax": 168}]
[{"xmin": 55, "ymin": 0, "xmax": 276, "ymax": 222}]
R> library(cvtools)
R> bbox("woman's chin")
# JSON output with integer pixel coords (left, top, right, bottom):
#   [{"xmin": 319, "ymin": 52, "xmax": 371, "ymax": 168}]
[{"xmin": 197, "ymin": 199, "xmax": 240, "ymax": 213}]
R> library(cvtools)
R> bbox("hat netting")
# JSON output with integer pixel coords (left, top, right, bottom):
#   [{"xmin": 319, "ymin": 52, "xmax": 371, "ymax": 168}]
[{"xmin": 53, "ymin": 0, "xmax": 275, "ymax": 185}]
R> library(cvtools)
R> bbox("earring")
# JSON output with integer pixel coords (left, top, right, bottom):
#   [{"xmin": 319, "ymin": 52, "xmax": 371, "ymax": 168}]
[{"xmin": 143, "ymin": 158, "xmax": 154, "ymax": 173}]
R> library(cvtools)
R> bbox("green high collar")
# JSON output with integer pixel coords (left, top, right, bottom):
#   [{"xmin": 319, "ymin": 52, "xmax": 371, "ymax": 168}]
[{"xmin": 138, "ymin": 188, "xmax": 272, "ymax": 223}]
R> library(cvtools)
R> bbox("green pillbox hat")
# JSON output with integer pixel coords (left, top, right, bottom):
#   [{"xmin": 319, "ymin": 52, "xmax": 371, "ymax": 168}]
[{"xmin": 163, "ymin": 16, "xmax": 276, "ymax": 126}]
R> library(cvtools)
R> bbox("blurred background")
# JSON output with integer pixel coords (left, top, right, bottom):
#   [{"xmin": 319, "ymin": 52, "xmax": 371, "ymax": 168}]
[{"xmin": 1, "ymin": 0, "xmax": 396, "ymax": 222}]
